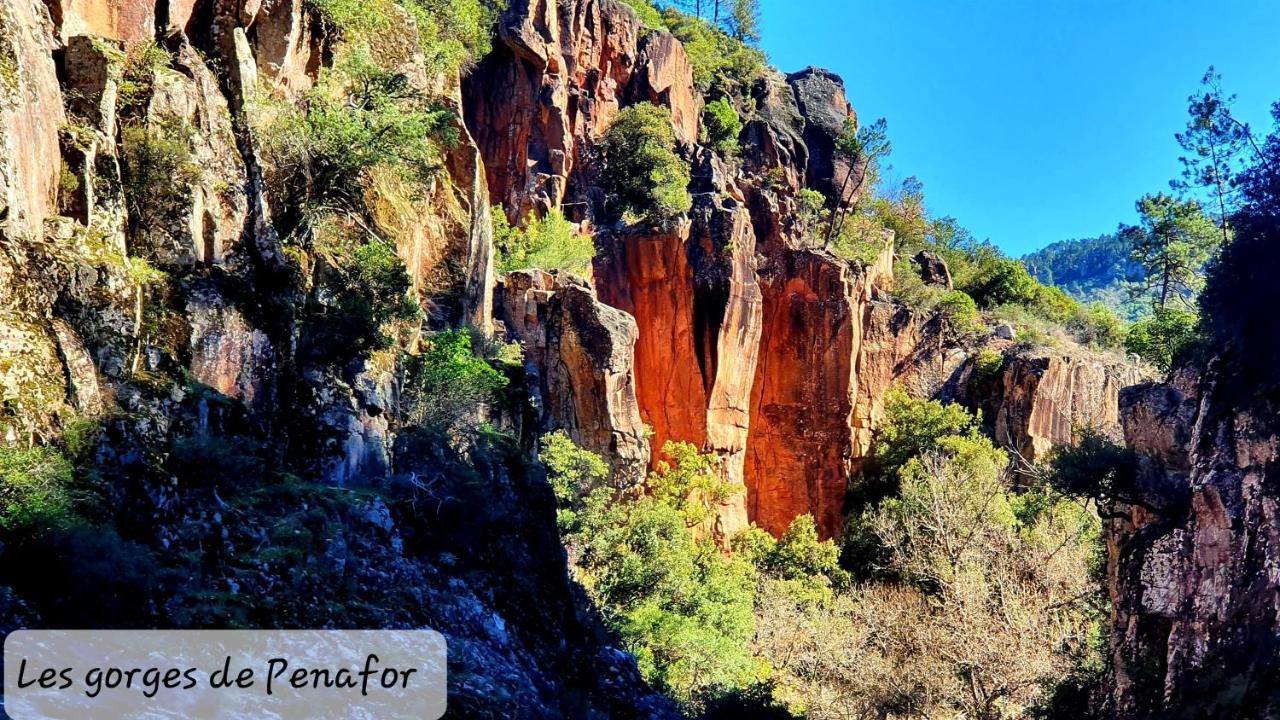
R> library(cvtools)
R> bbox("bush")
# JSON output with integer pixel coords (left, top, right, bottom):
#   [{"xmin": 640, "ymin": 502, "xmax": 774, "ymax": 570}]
[
  {"xmin": 660, "ymin": 9, "xmax": 767, "ymax": 96},
  {"xmin": 304, "ymin": 232, "xmax": 420, "ymax": 363},
  {"xmin": 1125, "ymin": 306, "xmax": 1199, "ymax": 371},
  {"xmin": 493, "ymin": 207, "xmax": 595, "ymax": 274},
  {"xmin": 935, "ymin": 290, "xmax": 980, "ymax": 335},
  {"xmin": 964, "ymin": 256, "xmax": 1039, "ymax": 308},
  {"xmin": 310, "ymin": 0, "xmax": 505, "ymax": 76},
  {"xmin": 541, "ymin": 431, "xmax": 609, "ymax": 533},
  {"xmin": 260, "ymin": 47, "xmax": 456, "ymax": 209},
  {"xmin": 570, "ymin": 443, "xmax": 763, "ymax": 708},
  {"xmin": 1047, "ymin": 428, "xmax": 1141, "ymax": 506},
  {"xmin": 619, "ymin": 0, "xmax": 665, "ymax": 29},
  {"xmin": 0, "ymin": 446, "xmax": 75, "ymax": 532},
  {"xmin": 599, "ymin": 103, "xmax": 692, "ymax": 223},
  {"xmin": 400, "ymin": 329, "xmax": 508, "ymax": 433},
  {"xmin": 1068, "ymin": 301, "xmax": 1127, "ymax": 349},
  {"xmin": 701, "ymin": 98, "xmax": 742, "ymax": 154},
  {"xmin": 121, "ymin": 116, "xmax": 201, "ymax": 237}
]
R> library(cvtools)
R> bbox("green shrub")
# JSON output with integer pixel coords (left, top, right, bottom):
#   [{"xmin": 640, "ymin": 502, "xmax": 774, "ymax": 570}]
[
  {"xmin": 701, "ymin": 98, "xmax": 742, "ymax": 154},
  {"xmin": 872, "ymin": 388, "xmax": 983, "ymax": 482},
  {"xmin": 1047, "ymin": 428, "xmax": 1149, "ymax": 509},
  {"xmin": 619, "ymin": 0, "xmax": 665, "ymax": 29},
  {"xmin": 599, "ymin": 103, "xmax": 692, "ymax": 223},
  {"xmin": 1125, "ymin": 306, "xmax": 1199, "ymax": 371},
  {"xmin": 493, "ymin": 207, "xmax": 595, "ymax": 274},
  {"xmin": 570, "ymin": 442, "xmax": 763, "ymax": 707},
  {"xmin": 0, "ymin": 446, "xmax": 74, "ymax": 531},
  {"xmin": 541, "ymin": 431, "xmax": 609, "ymax": 533},
  {"xmin": 973, "ymin": 348, "xmax": 1005, "ymax": 383},
  {"xmin": 310, "ymin": 0, "xmax": 505, "ymax": 76},
  {"xmin": 167, "ymin": 435, "xmax": 268, "ymax": 494},
  {"xmin": 963, "ymin": 256, "xmax": 1039, "ymax": 308},
  {"xmin": 304, "ymin": 233, "xmax": 419, "ymax": 362},
  {"xmin": 121, "ymin": 116, "xmax": 201, "ymax": 235},
  {"xmin": 1068, "ymin": 302, "xmax": 1127, "ymax": 349},
  {"xmin": 261, "ymin": 47, "xmax": 456, "ymax": 209},
  {"xmin": 935, "ymin": 290, "xmax": 980, "ymax": 335},
  {"xmin": 660, "ymin": 9, "xmax": 767, "ymax": 96},
  {"xmin": 400, "ymin": 329, "xmax": 508, "ymax": 433}
]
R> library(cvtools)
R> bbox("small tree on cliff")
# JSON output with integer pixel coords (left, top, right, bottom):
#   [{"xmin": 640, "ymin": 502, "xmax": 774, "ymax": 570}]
[
  {"xmin": 824, "ymin": 117, "xmax": 892, "ymax": 245},
  {"xmin": 599, "ymin": 103, "xmax": 693, "ymax": 223},
  {"xmin": 1120, "ymin": 193, "xmax": 1217, "ymax": 311}
]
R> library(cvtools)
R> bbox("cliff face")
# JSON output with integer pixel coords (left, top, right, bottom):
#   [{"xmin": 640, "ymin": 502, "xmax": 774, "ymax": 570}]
[
  {"xmin": 467, "ymin": 0, "xmax": 1145, "ymax": 541},
  {"xmin": 1108, "ymin": 367, "xmax": 1280, "ymax": 718},
  {"xmin": 990, "ymin": 348, "xmax": 1148, "ymax": 463}
]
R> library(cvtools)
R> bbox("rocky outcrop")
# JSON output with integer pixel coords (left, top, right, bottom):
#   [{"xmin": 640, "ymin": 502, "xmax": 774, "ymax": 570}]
[
  {"xmin": 1108, "ymin": 366, "xmax": 1280, "ymax": 718},
  {"xmin": 786, "ymin": 67, "xmax": 860, "ymax": 207},
  {"xmin": 464, "ymin": 0, "xmax": 698, "ymax": 222},
  {"xmin": 991, "ymin": 349, "xmax": 1147, "ymax": 462},
  {"xmin": 594, "ymin": 198, "xmax": 762, "ymax": 535},
  {"xmin": 911, "ymin": 250, "xmax": 952, "ymax": 288},
  {"xmin": 500, "ymin": 270, "xmax": 650, "ymax": 483}
]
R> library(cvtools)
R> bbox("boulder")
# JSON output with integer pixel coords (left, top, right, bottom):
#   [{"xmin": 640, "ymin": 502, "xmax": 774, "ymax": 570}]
[{"xmin": 911, "ymin": 249, "xmax": 953, "ymax": 288}]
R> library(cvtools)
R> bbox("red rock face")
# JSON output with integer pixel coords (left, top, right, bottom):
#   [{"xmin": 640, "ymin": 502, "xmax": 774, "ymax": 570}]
[
  {"xmin": 464, "ymin": 0, "xmax": 697, "ymax": 222},
  {"xmin": 594, "ymin": 202, "xmax": 761, "ymax": 536},
  {"xmin": 46, "ymin": 0, "xmax": 156, "ymax": 45},
  {"xmin": 745, "ymin": 251, "xmax": 862, "ymax": 538}
]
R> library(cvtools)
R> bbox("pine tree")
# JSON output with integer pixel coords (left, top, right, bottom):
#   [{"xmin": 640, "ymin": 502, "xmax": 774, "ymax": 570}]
[
  {"xmin": 1120, "ymin": 193, "xmax": 1218, "ymax": 310},
  {"xmin": 1172, "ymin": 67, "xmax": 1250, "ymax": 245}
]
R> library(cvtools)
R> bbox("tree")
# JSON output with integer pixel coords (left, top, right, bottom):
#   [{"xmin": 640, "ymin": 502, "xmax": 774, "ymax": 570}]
[
  {"xmin": 599, "ymin": 103, "xmax": 693, "ymax": 222},
  {"xmin": 1172, "ymin": 67, "xmax": 1250, "ymax": 245},
  {"xmin": 725, "ymin": 0, "xmax": 760, "ymax": 44},
  {"xmin": 1120, "ymin": 193, "xmax": 1217, "ymax": 310},
  {"xmin": 824, "ymin": 117, "xmax": 891, "ymax": 245}
]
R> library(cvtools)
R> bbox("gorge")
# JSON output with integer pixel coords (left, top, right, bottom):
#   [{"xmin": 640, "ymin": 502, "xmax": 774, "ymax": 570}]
[{"xmin": 1, "ymin": 0, "xmax": 1277, "ymax": 717}]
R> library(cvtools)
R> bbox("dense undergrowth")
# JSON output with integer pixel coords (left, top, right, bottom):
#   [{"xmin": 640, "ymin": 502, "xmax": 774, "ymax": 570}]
[{"xmin": 544, "ymin": 394, "xmax": 1105, "ymax": 718}]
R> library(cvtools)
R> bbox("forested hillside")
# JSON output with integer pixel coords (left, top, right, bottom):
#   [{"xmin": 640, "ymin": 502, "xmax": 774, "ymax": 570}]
[{"xmin": 1022, "ymin": 235, "xmax": 1147, "ymax": 319}]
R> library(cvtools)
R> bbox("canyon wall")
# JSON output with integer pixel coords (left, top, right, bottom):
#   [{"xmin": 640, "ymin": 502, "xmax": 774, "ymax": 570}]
[
  {"xmin": 469, "ymin": 0, "xmax": 1147, "ymax": 540},
  {"xmin": 1107, "ymin": 366, "xmax": 1279, "ymax": 718}
]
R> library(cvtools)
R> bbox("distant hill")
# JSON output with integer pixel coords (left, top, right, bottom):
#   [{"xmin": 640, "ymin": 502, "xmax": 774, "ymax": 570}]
[{"xmin": 1022, "ymin": 234, "xmax": 1148, "ymax": 320}]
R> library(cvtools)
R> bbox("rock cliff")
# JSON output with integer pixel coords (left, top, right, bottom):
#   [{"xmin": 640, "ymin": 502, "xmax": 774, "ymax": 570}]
[{"xmin": 1106, "ymin": 365, "xmax": 1280, "ymax": 718}]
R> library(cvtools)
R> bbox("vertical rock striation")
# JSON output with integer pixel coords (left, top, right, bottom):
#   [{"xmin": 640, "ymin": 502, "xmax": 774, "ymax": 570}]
[{"xmin": 1107, "ymin": 366, "xmax": 1280, "ymax": 718}]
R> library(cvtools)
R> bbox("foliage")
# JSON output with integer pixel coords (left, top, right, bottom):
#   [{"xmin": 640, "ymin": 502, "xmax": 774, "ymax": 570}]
[
  {"xmin": 1197, "ymin": 101, "xmax": 1280, "ymax": 398},
  {"xmin": 702, "ymin": 98, "xmax": 742, "ymax": 155},
  {"xmin": 309, "ymin": 0, "xmax": 505, "ymax": 75},
  {"xmin": 1120, "ymin": 193, "xmax": 1218, "ymax": 311},
  {"xmin": 120, "ymin": 116, "xmax": 201, "ymax": 237},
  {"xmin": 1023, "ymin": 234, "xmax": 1148, "ymax": 320},
  {"xmin": 599, "ymin": 103, "xmax": 692, "ymax": 222},
  {"xmin": 262, "ymin": 47, "xmax": 456, "ymax": 210},
  {"xmin": 1173, "ymin": 66, "xmax": 1249, "ymax": 245},
  {"xmin": 303, "ymin": 233, "xmax": 420, "ymax": 363},
  {"xmin": 870, "ymin": 388, "xmax": 983, "ymax": 483},
  {"xmin": 659, "ymin": 8, "xmax": 768, "ymax": 96},
  {"xmin": 400, "ymin": 329, "xmax": 509, "ymax": 433},
  {"xmin": 734, "ymin": 514, "xmax": 850, "ymax": 592},
  {"xmin": 619, "ymin": 0, "xmax": 665, "ymax": 29},
  {"xmin": 568, "ymin": 442, "xmax": 763, "ymax": 708},
  {"xmin": 973, "ymin": 348, "xmax": 1006, "ymax": 383},
  {"xmin": 1047, "ymin": 428, "xmax": 1142, "ymax": 508},
  {"xmin": 725, "ymin": 0, "xmax": 761, "ymax": 44},
  {"xmin": 492, "ymin": 207, "xmax": 595, "ymax": 274},
  {"xmin": 0, "ymin": 446, "xmax": 75, "ymax": 531},
  {"xmin": 935, "ymin": 289, "xmax": 981, "ymax": 335},
  {"xmin": 823, "ymin": 118, "xmax": 892, "ymax": 245},
  {"xmin": 541, "ymin": 431, "xmax": 609, "ymax": 533},
  {"xmin": 1125, "ymin": 306, "xmax": 1199, "ymax": 372},
  {"xmin": 767, "ymin": 403, "xmax": 1101, "ymax": 719},
  {"xmin": 965, "ymin": 255, "xmax": 1040, "ymax": 308}
]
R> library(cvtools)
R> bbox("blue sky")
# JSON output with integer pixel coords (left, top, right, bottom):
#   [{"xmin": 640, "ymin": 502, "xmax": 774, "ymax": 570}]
[{"xmin": 758, "ymin": 1, "xmax": 1280, "ymax": 256}]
